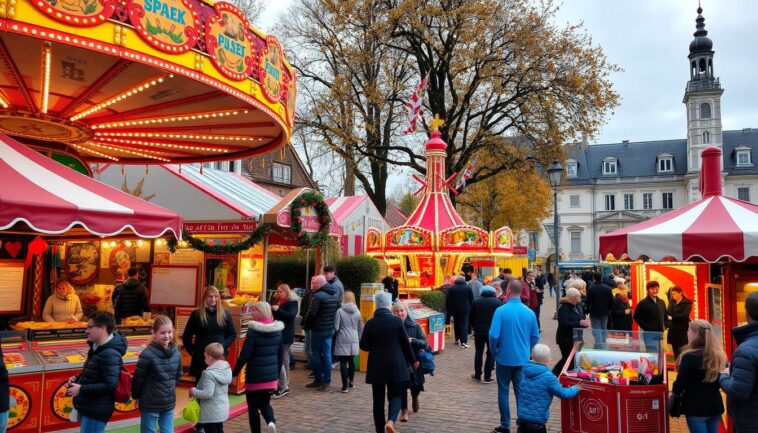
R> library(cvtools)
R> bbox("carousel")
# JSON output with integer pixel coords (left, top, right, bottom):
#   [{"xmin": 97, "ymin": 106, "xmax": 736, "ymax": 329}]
[{"xmin": 366, "ymin": 116, "xmax": 518, "ymax": 295}]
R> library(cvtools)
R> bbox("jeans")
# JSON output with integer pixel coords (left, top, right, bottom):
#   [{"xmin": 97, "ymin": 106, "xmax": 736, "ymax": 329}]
[
  {"xmin": 304, "ymin": 329, "xmax": 311, "ymax": 361},
  {"xmin": 308, "ymin": 329, "xmax": 334, "ymax": 384},
  {"xmin": 452, "ymin": 312, "xmax": 469, "ymax": 344},
  {"xmin": 400, "ymin": 384, "xmax": 421, "ymax": 410},
  {"xmin": 80, "ymin": 416, "xmax": 108, "ymax": 433},
  {"xmin": 496, "ymin": 363, "xmax": 523, "ymax": 429},
  {"xmin": 277, "ymin": 343, "xmax": 291, "ymax": 391},
  {"xmin": 685, "ymin": 415, "xmax": 722, "ymax": 433},
  {"xmin": 246, "ymin": 390, "xmax": 275, "ymax": 433},
  {"xmin": 642, "ymin": 331, "xmax": 662, "ymax": 353},
  {"xmin": 338, "ymin": 355, "xmax": 355, "ymax": 389},
  {"xmin": 474, "ymin": 334, "xmax": 494, "ymax": 380},
  {"xmin": 590, "ymin": 316, "xmax": 608, "ymax": 348},
  {"xmin": 198, "ymin": 423, "xmax": 224, "ymax": 433},
  {"xmin": 372, "ymin": 383, "xmax": 402, "ymax": 433},
  {"xmin": 0, "ymin": 411, "xmax": 7, "ymax": 433},
  {"xmin": 140, "ymin": 410, "xmax": 174, "ymax": 433},
  {"xmin": 533, "ymin": 304, "xmax": 542, "ymax": 330}
]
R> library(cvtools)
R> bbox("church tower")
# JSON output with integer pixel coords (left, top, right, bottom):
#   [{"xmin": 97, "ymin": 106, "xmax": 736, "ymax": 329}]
[{"xmin": 683, "ymin": 5, "xmax": 723, "ymax": 175}]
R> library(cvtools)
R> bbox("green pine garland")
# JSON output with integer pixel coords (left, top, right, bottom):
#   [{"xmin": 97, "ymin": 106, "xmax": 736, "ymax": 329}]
[
  {"xmin": 291, "ymin": 191, "xmax": 331, "ymax": 248},
  {"xmin": 167, "ymin": 224, "xmax": 271, "ymax": 254}
]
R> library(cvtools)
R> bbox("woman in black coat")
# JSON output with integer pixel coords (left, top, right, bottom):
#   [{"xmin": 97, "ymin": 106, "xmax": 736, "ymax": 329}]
[
  {"xmin": 667, "ymin": 286, "xmax": 693, "ymax": 359},
  {"xmin": 271, "ymin": 284, "xmax": 299, "ymax": 398},
  {"xmin": 360, "ymin": 292, "xmax": 417, "ymax": 433},
  {"xmin": 392, "ymin": 301, "xmax": 428, "ymax": 422},
  {"xmin": 611, "ymin": 286, "xmax": 633, "ymax": 331},
  {"xmin": 182, "ymin": 286, "xmax": 236, "ymax": 381},
  {"xmin": 553, "ymin": 288, "xmax": 589, "ymax": 376}
]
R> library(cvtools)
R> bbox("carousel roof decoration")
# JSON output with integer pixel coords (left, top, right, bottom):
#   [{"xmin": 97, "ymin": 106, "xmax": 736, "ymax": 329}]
[
  {"xmin": 0, "ymin": 0, "xmax": 296, "ymax": 164},
  {"xmin": 599, "ymin": 146, "xmax": 758, "ymax": 263},
  {"xmin": 377, "ymin": 114, "xmax": 514, "ymax": 256}
]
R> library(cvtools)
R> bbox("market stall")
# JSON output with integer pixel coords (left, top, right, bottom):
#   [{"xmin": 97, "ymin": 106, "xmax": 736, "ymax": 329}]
[{"xmin": 325, "ymin": 195, "xmax": 389, "ymax": 257}]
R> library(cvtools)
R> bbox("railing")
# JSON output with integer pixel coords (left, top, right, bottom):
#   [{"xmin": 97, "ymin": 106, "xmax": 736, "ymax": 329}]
[{"xmin": 686, "ymin": 78, "xmax": 721, "ymax": 92}]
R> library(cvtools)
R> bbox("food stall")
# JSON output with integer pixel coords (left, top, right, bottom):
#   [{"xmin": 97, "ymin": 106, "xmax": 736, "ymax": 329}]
[
  {"xmin": 366, "ymin": 121, "xmax": 519, "ymax": 296},
  {"xmin": 404, "ymin": 300, "xmax": 446, "ymax": 353}
]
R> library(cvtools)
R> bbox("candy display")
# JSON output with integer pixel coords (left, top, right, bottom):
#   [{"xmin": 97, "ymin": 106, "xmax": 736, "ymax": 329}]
[{"xmin": 564, "ymin": 350, "xmax": 661, "ymax": 385}]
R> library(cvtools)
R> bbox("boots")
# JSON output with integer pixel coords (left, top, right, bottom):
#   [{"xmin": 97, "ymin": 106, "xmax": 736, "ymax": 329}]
[{"xmin": 399, "ymin": 409, "xmax": 409, "ymax": 422}]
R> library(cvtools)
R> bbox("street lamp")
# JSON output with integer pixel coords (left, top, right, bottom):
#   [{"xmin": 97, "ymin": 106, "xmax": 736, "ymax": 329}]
[{"xmin": 547, "ymin": 161, "xmax": 563, "ymax": 313}]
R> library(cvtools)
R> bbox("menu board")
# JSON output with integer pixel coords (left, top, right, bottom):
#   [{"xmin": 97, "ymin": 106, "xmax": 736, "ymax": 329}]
[
  {"xmin": 238, "ymin": 246, "xmax": 264, "ymax": 293},
  {"xmin": 0, "ymin": 261, "xmax": 25, "ymax": 313}
]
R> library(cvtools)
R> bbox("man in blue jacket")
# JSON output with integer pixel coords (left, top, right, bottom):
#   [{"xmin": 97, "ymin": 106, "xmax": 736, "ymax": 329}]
[{"xmin": 489, "ymin": 279, "xmax": 540, "ymax": 433}]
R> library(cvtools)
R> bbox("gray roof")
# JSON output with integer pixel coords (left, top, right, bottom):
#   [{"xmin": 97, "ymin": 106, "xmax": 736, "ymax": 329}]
[{"xmin": 565, "ymin": 128, "xmax": 758, "ymax": 184}]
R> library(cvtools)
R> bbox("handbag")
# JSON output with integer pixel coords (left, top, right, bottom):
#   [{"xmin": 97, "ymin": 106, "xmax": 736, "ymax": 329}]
[
  {"xmin": 668, "ymin": 392, "xmax": 683, "ymax": 418},
  {"xmin": 183, "ymin": 398, "xmax": 200, "ymax": 423}
]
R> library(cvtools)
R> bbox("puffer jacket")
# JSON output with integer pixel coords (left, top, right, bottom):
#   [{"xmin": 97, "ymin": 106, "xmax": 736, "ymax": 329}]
[
  {"xmin": 517, "ymin": 361, "xmax": 579, "ymax": 424},
  {"xmin": 666, "ymin": 296, "xmax": 692, "ymax": 346},
  {"xmin": 720, "ymin": 321, "xmax": 758, "ymax": 433},
  {"xmin": 233, "ymin": 319, "xmax": 284, "ymax": 385},
  {"xmin": 556, "ymin": 298, "xmax": 584, "ymax": 344},
  {"xmin": 112, "ymin": 278, "xmax": 148, "ymax": 323},
  {"xmin": 193, "ymin": 360, "xmax": 232, "ymax": 424},
  {"xmin": 404, "ymin": 316, "xmax": 427, "ymax": 388},
  {"xmin": 334, "ymin": 303, "xmax": 362, "ymax": 356},
  {"xmin": 273, "ymin": 299, "xmax": 298, "ymax": 345},
  {"xmin": 470, "ymin": 290, "xmax": 501, "ymax": 336},
  {"xmin": 304, "ymin": 284, "xmax": 339, "ymax": 332},
  {"xmin": 73, "ymin": 332, "xmax": 128, "ymax": 422},
  {"xmin": 132, "ymin": 341, "xmax": 182, "ymax": 412},
  {"xmin": 445, "ymin": 281, "xmax": 474, "ymax": 320}
]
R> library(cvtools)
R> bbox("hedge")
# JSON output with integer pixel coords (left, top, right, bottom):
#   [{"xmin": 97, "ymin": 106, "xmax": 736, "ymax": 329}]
[
  {"xmin": 420, "ymin": 290, "xmax": 445, "ymax": 312},
  {"xmin": 332, "ymin": 255, "xmax": 381, "ymax": 303}
]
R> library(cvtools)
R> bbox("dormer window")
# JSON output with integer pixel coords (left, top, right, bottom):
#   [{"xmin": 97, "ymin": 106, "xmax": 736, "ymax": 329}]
[
  {"xmin": 736, "ymin": 146, "xmax": 752, "ymax": 167},
  {"xmin": 566, "ymin": 160, "xmax": 578, "ymax": 178},
  {"xmin": 700, "ymin": 103, "xmax": 711, "ymax": 119},
  {"xmin": 703, "ymin": 131, "xmax": 710, "ymax": 144},
  {"xmin": 602, "ymin": 157, "xmax": 618, "ymax": 175},
  {"xmin": 657, "ymin": 154, "xmax": 673, "ymax": 172}
]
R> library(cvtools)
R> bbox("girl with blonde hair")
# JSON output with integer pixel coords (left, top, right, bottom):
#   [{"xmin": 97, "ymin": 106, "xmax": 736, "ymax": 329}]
[
  {"xmin": 182, "ymin": 286, "xmax": 237, "ymax": 381},
  {"xmin": 671, "ymin": 319, "xmax": 727, "ymax": 433}
]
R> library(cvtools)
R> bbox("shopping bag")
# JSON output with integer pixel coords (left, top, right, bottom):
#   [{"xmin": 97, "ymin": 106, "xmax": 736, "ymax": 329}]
[{"xmin": 182, "ymin": 398, "xmax": 200, "ymax": 423}]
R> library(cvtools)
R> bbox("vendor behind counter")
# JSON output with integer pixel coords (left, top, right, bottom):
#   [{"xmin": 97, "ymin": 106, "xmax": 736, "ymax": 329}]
[
  {"xmin": 42, "ymin": 278, "xmax": 83, "ymax": 323},
  {"xmin": 112, "ymin": 267, "xmax": 149, "ymax": 324}
]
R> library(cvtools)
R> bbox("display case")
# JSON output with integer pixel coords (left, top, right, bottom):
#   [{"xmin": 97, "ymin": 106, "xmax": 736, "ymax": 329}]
[
  {"xmin": 405, "ymin": 300, "xmax": 446, "ymax": 352},
  {"xmin": 559, "ymin": 329, "xmax": 669, "ymax": 433}
]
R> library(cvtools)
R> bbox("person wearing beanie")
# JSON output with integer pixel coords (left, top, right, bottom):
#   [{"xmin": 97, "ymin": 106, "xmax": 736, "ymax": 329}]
[
  {"xmin": 469, "ymin": 285, "xmax": 501, "ymax": 383},
  {"xmin": 445, "ymin": 276, "xmax": 474, "ymax": 348},
  {"xmin": 360, "ymin": 291, "xmax": 417, "ymax": 433}
]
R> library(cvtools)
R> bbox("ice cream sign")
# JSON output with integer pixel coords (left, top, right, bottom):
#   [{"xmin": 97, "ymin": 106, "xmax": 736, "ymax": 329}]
[
  {"xmin": 128, "ymin": 0, "xmax": 199, "ymax": 53},
  {"xmin": 206, "ymin": 2, "xmax": 255, "ymax": 81}
]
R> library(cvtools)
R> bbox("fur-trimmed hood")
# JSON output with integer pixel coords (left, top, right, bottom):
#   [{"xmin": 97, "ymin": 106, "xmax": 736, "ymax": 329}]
[{"xmin": 248, "ymin": 319, "xmax": 284, "ymax": 333}]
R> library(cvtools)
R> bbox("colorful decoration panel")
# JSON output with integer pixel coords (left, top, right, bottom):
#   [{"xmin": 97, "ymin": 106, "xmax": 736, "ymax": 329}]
[
  {"xmin": 385, "ymin": 227, "xmax": 432, "ymax": 251},
  {"xmin": 31, "ymin": 0, "xmax": 118, "ymax": 26},
  {"xmin": 127, "ymin": 0, "xmax": 199, "ymax": 53},
  {"xmin": 492, "ymin": 226, "xmax": 514, "ymax": 253},
  {"xmin": 439, "ymin": 226, "xmax": 489, "ymax": 252},
  {"xmin": 366, "ymin": 227, "xmax": 383, "ymax": 253},
  {"xmin": 259, "ymin": 35, "xmax": 284, "ymax": 103},
  {"xmin": 205, "ymin": 2, "xmax": 255, "ymax": 81}
]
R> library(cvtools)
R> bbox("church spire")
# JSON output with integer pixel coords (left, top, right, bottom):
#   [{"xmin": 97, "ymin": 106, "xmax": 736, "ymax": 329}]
[{"xmin": 686, "ymin": 4, "xmax": 719, "ymax": 91}]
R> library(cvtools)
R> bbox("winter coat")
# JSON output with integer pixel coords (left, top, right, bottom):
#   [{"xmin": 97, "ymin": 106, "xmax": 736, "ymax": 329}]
[
  {"xmin": 720, "ymin": 321, "xmax": 758, "ymax": 433},
  {"xmin": 672, "ymin": 349, "xmax": 724, "ymax": 417},
  {"xmin": 112, "ymin": 278, "xmax": 148, "ymax": 323},
  {"xmin": 445, "ymin": 281, "xmax": 474, "ymax": 321},
  {"xmin": 273, "ymin": 300, "xmax": 298, "ymax": 345},
  {"xmin": 73, "ymin": 333, "xmax": 128, "ymax": 422},
  {"xmin": 403, "ymin": 316, "xmax": 427, "ymax": 388},
  {"xmin": 334, "ymin": 303, "xmax": 362, "ymax": 356},
  {"xmin": 299, "ymin": 287, "xmax": 313, "ymax": 324},
  {"xmin": 303, "ymin": 284, "xmax": 340, "ymax": 332},
  {"xmin": 520, "ymin": 279, "xmax": 533, "ymax": 307},
  {"xmin": 327, "ymin": 276, "xmax": 344, "ymax": 304},
  {"xmin": 470, "ymin": 291, "xmax": 501, "ymax": 336},
  {"xmin": 233, "ymin": 319, "xmax": 284, "ymax": 385},
  {"xmin": 182, "ymin": 308, "xmax": 237, "ymax": 378},
  {"xmin": 42, "ymin": 293, "xmax": 83, "ymax": 322},
  {"xmin": 132, "ymin": 341, "xmax": 182, "ymax": 412},
  {"xmin": 633, "ymin": 296, "xmax": 667, "ymax": 332},
  {"xmin": 556, "ymin": 298, "xmax": 584, "ymax": 345},
  {"xmin": 586, "ymin": 282, "xmax": 614, "ymax": 318},
  {"xmin": 193, "ymin": 360, "xmax": 232, "ymax": 424},
  {"xmin": 0, "ymin": 341, "xmax": 8, "ymax": 412},
  {"xmin": 469, "ymin": 279, "xmax": 483, "ymax": 299},
  {"xmin": 382, "ymin": 276, "xmax": 399, "ymax": 302},
  {"xmin": 517, "ymin": 361, "xmax": 579, "ymax": 424},
  {"xmin": 666, "ymin": 297, "xmax": 692, "ymax": 346},
  {"xmin": 610, "ymin": 295, "xmax": 633, "ymax": 331},
  {"xmin": 360, "ymin": 309, "xmax": 416, "ymax": 384}
]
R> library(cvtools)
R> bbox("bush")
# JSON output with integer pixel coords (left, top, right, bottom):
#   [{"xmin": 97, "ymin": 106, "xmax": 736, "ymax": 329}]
[
  {"xmin": 266, "ymin": 254, "xmax": 316, "ymax": 296},
  {"xmin": 334, "ymin": 255, "xmax": 381, "ymax": 303},
  {"xmin": 420, "ymin": 290, "xmax": 445, "ymax": 312}
]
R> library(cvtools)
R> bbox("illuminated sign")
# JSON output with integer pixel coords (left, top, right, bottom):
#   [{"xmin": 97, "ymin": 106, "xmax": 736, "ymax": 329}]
[
  {"xmin": 205, "ymin": 2, "xmax": 255, "ymax": 81},
  {"xmin": 128, "ymin": 0, "xmax": 199, "ymax": 53},
  {"xmin": 31, "ymin": 0, "xmax": 118, "ymax": 26}
]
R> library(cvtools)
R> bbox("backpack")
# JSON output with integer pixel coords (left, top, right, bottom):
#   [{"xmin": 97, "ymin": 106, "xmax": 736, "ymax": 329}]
[
  {"xmin": 114, "ymin": 363, "xmax": 132, "ymax": 403},
  {"xmin": 417, "ymin": 348, "xmax": 435, "ymax": 376}
]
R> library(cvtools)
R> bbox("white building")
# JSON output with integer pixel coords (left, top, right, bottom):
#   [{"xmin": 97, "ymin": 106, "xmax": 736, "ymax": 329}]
[{"xmin": 533, "ymin": 6, "xmax": 758, "ymax": 267}]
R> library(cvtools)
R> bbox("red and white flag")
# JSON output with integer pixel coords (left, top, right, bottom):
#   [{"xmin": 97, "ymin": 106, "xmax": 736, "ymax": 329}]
[
  {"xmin": 403, "ymin": 73, "xmax": 429, "ymax": 134},
  {"xmin": 455, "ymin": 158, "xmax": 477, "ymax": 191}
]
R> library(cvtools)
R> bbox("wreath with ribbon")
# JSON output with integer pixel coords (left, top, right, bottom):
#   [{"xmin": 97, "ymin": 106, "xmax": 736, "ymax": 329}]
[
  {"xmin": 167, "ymin": 224, "xmax": 270, "ymax": 254},
  {"xmin": 291, "ymin": 190, "xmax": 331, "ymax": 248}
]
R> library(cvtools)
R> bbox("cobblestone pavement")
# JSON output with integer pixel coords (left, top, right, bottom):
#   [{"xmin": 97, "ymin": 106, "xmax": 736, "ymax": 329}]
[{"xmin": 224, "ymin": 295, "xmax": 689, "ymax": 432}]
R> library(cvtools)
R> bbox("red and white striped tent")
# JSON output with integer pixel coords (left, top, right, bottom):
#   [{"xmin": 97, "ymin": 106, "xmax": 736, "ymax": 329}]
[
  {"xmin": 325, "ymin": 196, "xmax": 388, "ymax": 256},
  {"xmin": 0, "ymin": 134, "xmax": 182, "ymax": 238},
  {"xmin": 599, "ymin": 147, "xmax": 758, "ymax": 262}
]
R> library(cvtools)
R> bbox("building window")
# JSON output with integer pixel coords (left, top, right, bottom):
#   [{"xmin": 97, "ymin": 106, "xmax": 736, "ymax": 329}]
[
  {"xmin": 272, "ymin": 162, "xmax": 292, "ymax": 184},
  {"xmin": 602, "ymin": 159, "xmax": 617, "ymax": 175},
  {"xmin": 566, "ymin": 162, "xmax": 578, "ymax": 178},
  {"xmin": 643, "ymin": 193, "xmax": 653, "ymax": 210},
  {"xmin": 570, "ymin": 232, "xmax": 581, "ymax": 253},
  {"xmin": 700, "ymin": 102, "xmax": 711, "ymax": 119},
  {"xmin": 736, "ymin": 149, "xmax": 752, "ymax": 166},
  {"xmin": 570, "ymin": 195, "xmax": 580, "ymax": 208},
  {"xmin": 604, "ymin": 194, "xmax": 615, "ymax": 211},
  {"xmin": 662, "ymin": 192, "xmax": 673, "ymax": 210},
  {"xmin": 689, "ymin": 185, "xmax": 701, "ymax": 203},
  {"xmin": 737, "ymin": 187, "xmax": 750, "ymax": 202},
  {"xmin": 228, "ymin": 160, "xmax": 236, "ymax": 172},
  {"xmin": 658, "ymin": 157, "xmax": 673, "ymax": 172},
  {"xmin": 702, "ymin": 131, "xmax": 710, "ymax": 144},
  {"xmin": 624, "ymin": 193, "xmax": 634, "ymax": 210}
]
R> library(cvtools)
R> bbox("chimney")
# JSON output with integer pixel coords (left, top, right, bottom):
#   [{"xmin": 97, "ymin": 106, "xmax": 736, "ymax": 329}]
[{"xmin": 699, "ymin": 146, "xmax": 722, "ymax": 198}]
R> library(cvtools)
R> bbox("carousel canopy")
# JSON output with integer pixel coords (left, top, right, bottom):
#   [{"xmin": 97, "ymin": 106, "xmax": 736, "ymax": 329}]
[
  {"xmin": 0, "ymin": 133, "xmax": 182, "ymax": 237},
  {"xmin": 599, "ymin": 147, "xmax": 758, "ymax": 263}
]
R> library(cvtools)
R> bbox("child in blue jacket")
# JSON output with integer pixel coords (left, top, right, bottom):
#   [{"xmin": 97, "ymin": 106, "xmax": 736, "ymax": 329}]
[{"xmin": 516, "ymin": 344, "xmax": 579, "ymax": 433}]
